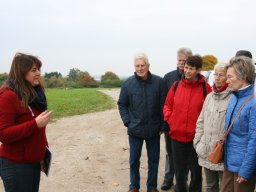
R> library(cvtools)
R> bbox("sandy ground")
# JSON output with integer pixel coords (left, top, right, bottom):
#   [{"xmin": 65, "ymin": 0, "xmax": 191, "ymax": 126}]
[{"xmin": 0, "ymin": 89, "xmax": 204, "ymax": 192}]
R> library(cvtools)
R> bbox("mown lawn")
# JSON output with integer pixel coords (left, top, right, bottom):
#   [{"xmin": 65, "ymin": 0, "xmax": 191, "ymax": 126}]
[{"xmin": 45, "ymin": 88, "xmax": 115, "ymax": 119}]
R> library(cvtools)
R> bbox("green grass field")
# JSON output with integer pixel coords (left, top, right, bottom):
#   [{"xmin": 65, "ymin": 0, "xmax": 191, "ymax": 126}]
[{"xmin": 45, "ymin": 88, "xmax": 115, "ymax": 119}]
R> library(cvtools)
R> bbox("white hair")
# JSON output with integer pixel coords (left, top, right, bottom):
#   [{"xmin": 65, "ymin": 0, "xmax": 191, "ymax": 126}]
[
  {"xmin": 177, "ymin": 47, "xmax": 193, "ymax": 56},
  {"xmin": 214, "ymin": 62, "xmax": 228, "ymax": 71},
  {"xmin": 134, "ymin": 53, "xmax": 149, "ymax": 65}
]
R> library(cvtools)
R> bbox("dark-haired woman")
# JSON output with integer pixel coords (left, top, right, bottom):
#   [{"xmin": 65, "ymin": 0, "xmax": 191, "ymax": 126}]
[
  {"xmin": 0, "ymin": 53, "xmax": 52, "ymax": 192},
  {"xmin": 164, "ymin": 55, "xmax": 212, "ymax": 192}
]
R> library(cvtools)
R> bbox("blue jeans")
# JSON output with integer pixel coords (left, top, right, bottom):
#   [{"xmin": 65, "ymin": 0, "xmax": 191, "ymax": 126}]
[
  {"xmin": 129, "ymin": 135, "xmax": 160, "ymax": 190},
  {"xmin": 0, "ymin": 157, "xmax": 41, "ymax": 192}
]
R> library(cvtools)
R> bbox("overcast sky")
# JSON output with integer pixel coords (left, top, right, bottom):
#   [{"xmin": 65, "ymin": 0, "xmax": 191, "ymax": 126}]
[{"xmin": 0, "ymin": 0, "xmax": 255, "ymax": 77}]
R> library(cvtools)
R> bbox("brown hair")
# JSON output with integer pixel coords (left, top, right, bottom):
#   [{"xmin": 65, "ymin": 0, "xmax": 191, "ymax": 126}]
[
  {"xmin": 186, "ymin": 55, "xmax": 203, "ymax": 69},
  {"xmin": 5, "ymin": 53, "xmax": 44, "ymax": 107}
]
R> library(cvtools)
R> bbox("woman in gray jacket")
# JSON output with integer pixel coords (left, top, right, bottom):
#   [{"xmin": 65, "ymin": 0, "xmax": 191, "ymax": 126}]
[{"xmin": 194, "ymin": 62, "xmax": 232, "ymax": 192}]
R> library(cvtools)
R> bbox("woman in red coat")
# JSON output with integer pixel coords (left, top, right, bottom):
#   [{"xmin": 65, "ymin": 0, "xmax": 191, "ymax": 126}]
[
  {"xmin": 0, "ymin": 53, "xmax": 52, "ymax": 192},
  {"xmin": 163, "ymin": 55, "xmax": 212, "ymax": 192}
]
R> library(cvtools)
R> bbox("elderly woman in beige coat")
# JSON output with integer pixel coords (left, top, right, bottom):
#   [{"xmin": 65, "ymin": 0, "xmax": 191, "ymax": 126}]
[{"xmin": 193, "ymin": 62, "xmax": 232, "ymax": 192}]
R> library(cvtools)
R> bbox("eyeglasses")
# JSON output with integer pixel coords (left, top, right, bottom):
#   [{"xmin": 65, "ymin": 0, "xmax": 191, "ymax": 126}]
[{"xmin": 213, "ymin": 73, "xmax": 226, "ymax": 78}]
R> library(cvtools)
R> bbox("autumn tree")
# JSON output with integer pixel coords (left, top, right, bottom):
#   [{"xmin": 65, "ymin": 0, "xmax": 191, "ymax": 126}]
[
  {"xmin": 202, "ymin": 55, "xmax": 218, "ymax": 71},
  {"xmin": 77, "ymin": 71, "xmax": 98, "ymax": 87}
]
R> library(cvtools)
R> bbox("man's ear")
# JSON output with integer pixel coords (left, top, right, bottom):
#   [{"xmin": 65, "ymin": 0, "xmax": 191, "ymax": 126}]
[{"xmin": 197, "ymin": 68, "xmax": 202, "ymax": 74}]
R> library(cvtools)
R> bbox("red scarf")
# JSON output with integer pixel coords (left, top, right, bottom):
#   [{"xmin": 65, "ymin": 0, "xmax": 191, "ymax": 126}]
[{"xmin": 213, "ymin": 83, "xmax": 229, "ymax": 93}]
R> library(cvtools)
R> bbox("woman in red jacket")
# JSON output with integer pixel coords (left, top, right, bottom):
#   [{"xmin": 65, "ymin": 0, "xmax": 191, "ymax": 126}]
[
  {"xmin": 163, "ymin": 55, "xmax": 212, "ymax": 192},
  {"xmin": 0, "ymin": 53, "xmax": 52, "ymax": 192}
]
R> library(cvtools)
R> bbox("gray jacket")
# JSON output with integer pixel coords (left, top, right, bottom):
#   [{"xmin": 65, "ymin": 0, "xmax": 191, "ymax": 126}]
[{"xmin": 193, "ymin": 87, "xmax": 231, "ymax": 171}]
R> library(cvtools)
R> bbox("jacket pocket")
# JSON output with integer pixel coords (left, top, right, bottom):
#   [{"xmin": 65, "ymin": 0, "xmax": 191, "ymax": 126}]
[{"xmin": 196, "ymin": 141, "xmax": 207, "ymax": 159}]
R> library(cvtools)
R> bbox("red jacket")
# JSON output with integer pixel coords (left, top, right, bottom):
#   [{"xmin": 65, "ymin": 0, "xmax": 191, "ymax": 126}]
[
  {"xmin": 0, "ymin": 87, "xmax": 48, "ymax": 163},
  {"xmin": 163, "ymin": 75, "xmax": 212, "ymax": 142}
]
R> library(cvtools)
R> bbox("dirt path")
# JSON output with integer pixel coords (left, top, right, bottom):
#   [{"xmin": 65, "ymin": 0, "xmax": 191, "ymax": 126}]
[
  {"xmin": 0, "ymin": 89, "xmax": 169, "ymax": 192},
  {"xmin": 38, "ymin": 89, "xmax": 168, "ymax": 192}
]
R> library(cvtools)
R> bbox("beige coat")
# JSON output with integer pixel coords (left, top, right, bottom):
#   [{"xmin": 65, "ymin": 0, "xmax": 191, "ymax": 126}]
[{"xmin": 193, "ymin": 87, "xmax": 231, "ymax": 171}]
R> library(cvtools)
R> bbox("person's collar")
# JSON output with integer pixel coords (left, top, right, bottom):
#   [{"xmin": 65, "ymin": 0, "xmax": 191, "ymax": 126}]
[
  {"xmin": 134, "ymin": 71, "xmax": 152, "ymax": 83},
  {"xmin": 213, "ymin": 83, "xmax": 229, "ymax": 93},
  {"xmin": 234, "ymin": 84, "xmax": 254, "ymax": 97},
  {"xmin": 238, "ymin": 84, "xmax": 250, "ymax": 91}
]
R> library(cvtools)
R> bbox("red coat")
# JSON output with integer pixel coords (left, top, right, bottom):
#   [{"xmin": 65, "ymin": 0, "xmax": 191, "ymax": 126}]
[
  {"xmin": 163, "ymin": 75, "xmax": 212, "ymax": 142},
  {"xmin": 0, "ymin": 87, "xmax": 47, "ymax": 163}
]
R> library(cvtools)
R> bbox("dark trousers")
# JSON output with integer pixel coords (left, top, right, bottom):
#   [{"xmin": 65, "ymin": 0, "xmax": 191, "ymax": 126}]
[
  {"xmin": 204, "ymin": 167, "xmax": 223, "ymax": 192},
  {"xmin": 129, "ymin": 135, "xmax": 160, "ymax": 190},
  {"xmin": 0, "ymin": 157, "xmax": 41, "ymax": 192},
  {"xmin": 172, "ymin": 139, "xmax": 202, "ymax": 192},
  {"xmin": 163, "ymin": 132, "xmax": 174, "ymax": 183}
]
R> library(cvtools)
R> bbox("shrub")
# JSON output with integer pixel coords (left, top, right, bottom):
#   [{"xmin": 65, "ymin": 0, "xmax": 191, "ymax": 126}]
[{"xmin": 202, "ymin": 55, "xmax": 218, "ymax": 71}]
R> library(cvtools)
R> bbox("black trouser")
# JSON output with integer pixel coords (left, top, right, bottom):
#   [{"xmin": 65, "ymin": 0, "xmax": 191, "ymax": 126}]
[
  {"xmin": 0, "ymin": 157, "xmax": 41, "ymax": 192},
  {"xmin": 172, "ymin": 139, "xmax": 202, "ymax": 192}
]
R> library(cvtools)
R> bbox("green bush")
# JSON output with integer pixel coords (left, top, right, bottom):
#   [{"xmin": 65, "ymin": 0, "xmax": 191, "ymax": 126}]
[
  {"xmin": 0, "ymin": 73, "xmax": 8, "ymax": 86},
  {"xmin": 100, "ymin": 71, "xmax": 122, "ymax": 87},
  {"xmin": 100, "ymin": 79, "xmax": 123, "ymax": 87},
  {"xmin": 44, "ymin": 76, "xmax": 65, "ymax": 88}
]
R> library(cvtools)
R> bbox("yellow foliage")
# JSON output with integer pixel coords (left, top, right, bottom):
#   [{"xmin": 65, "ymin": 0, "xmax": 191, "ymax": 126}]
[{"xmin": 202, "ymin": 55, "xmax": 218, "ymax": 70}]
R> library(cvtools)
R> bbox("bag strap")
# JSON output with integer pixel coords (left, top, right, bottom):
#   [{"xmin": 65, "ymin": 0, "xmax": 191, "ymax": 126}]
[
  {"xmin": 202, "ymin": 81, "xmax": 207, "ymax": 98},
  {"xmin": 223, "ymin": 94, "xmax": 254, "ymax": 141},
  {"xmin": 173, "ymin": 80, "xmax": 179, "ymax": 94}
]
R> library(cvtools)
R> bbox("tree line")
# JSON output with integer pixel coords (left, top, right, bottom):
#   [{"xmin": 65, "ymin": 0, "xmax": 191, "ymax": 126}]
[
  {"xmin": 0, "ymin": 55, "xmax": 218, "ymax": 88},
  {"xmin": 0, "ymin": 68, "xmax": 123, "ymax": 88}
]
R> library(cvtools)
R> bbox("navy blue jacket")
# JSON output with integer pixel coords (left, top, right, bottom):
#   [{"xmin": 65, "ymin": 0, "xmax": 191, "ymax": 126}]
[
  {"xmin": 118, "ymin": 72, "xmax": 167, "ymax": 139},
  {"xmin": 163, "ymin": 68, "xmax": 183, "ymax": 90}
]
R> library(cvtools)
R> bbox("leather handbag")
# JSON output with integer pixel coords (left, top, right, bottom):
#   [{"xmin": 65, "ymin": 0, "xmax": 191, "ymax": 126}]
[{"xmin": 208, "ymin": 95, "xmax": 254, "ymax": 164}]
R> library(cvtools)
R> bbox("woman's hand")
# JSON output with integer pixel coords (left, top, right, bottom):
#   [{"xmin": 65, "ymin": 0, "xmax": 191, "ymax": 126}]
[
  {"xmin": 35, "ymin": 111, "xmax": 52, "ymax": 128},
  {"xmin": 237, "ymin": 176, "xmax": 247, "ymax": 184}
]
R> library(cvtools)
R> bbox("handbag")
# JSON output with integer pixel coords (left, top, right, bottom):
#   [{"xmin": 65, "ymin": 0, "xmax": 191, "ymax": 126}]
[{"xmin": 208, "ymin": 95, "xmax": 254, "ymax": 164}]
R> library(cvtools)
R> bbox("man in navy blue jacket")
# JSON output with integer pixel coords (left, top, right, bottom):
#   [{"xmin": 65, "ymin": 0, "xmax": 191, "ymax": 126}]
[{"xmin": 118, "ymin": 53, "xmax": 167, "ymax": 192}]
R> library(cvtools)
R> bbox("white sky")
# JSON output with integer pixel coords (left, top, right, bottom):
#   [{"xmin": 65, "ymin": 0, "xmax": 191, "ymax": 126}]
[{"xmin": 0, "ymin": 0, "xmax": 255, "ymax": 77}]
